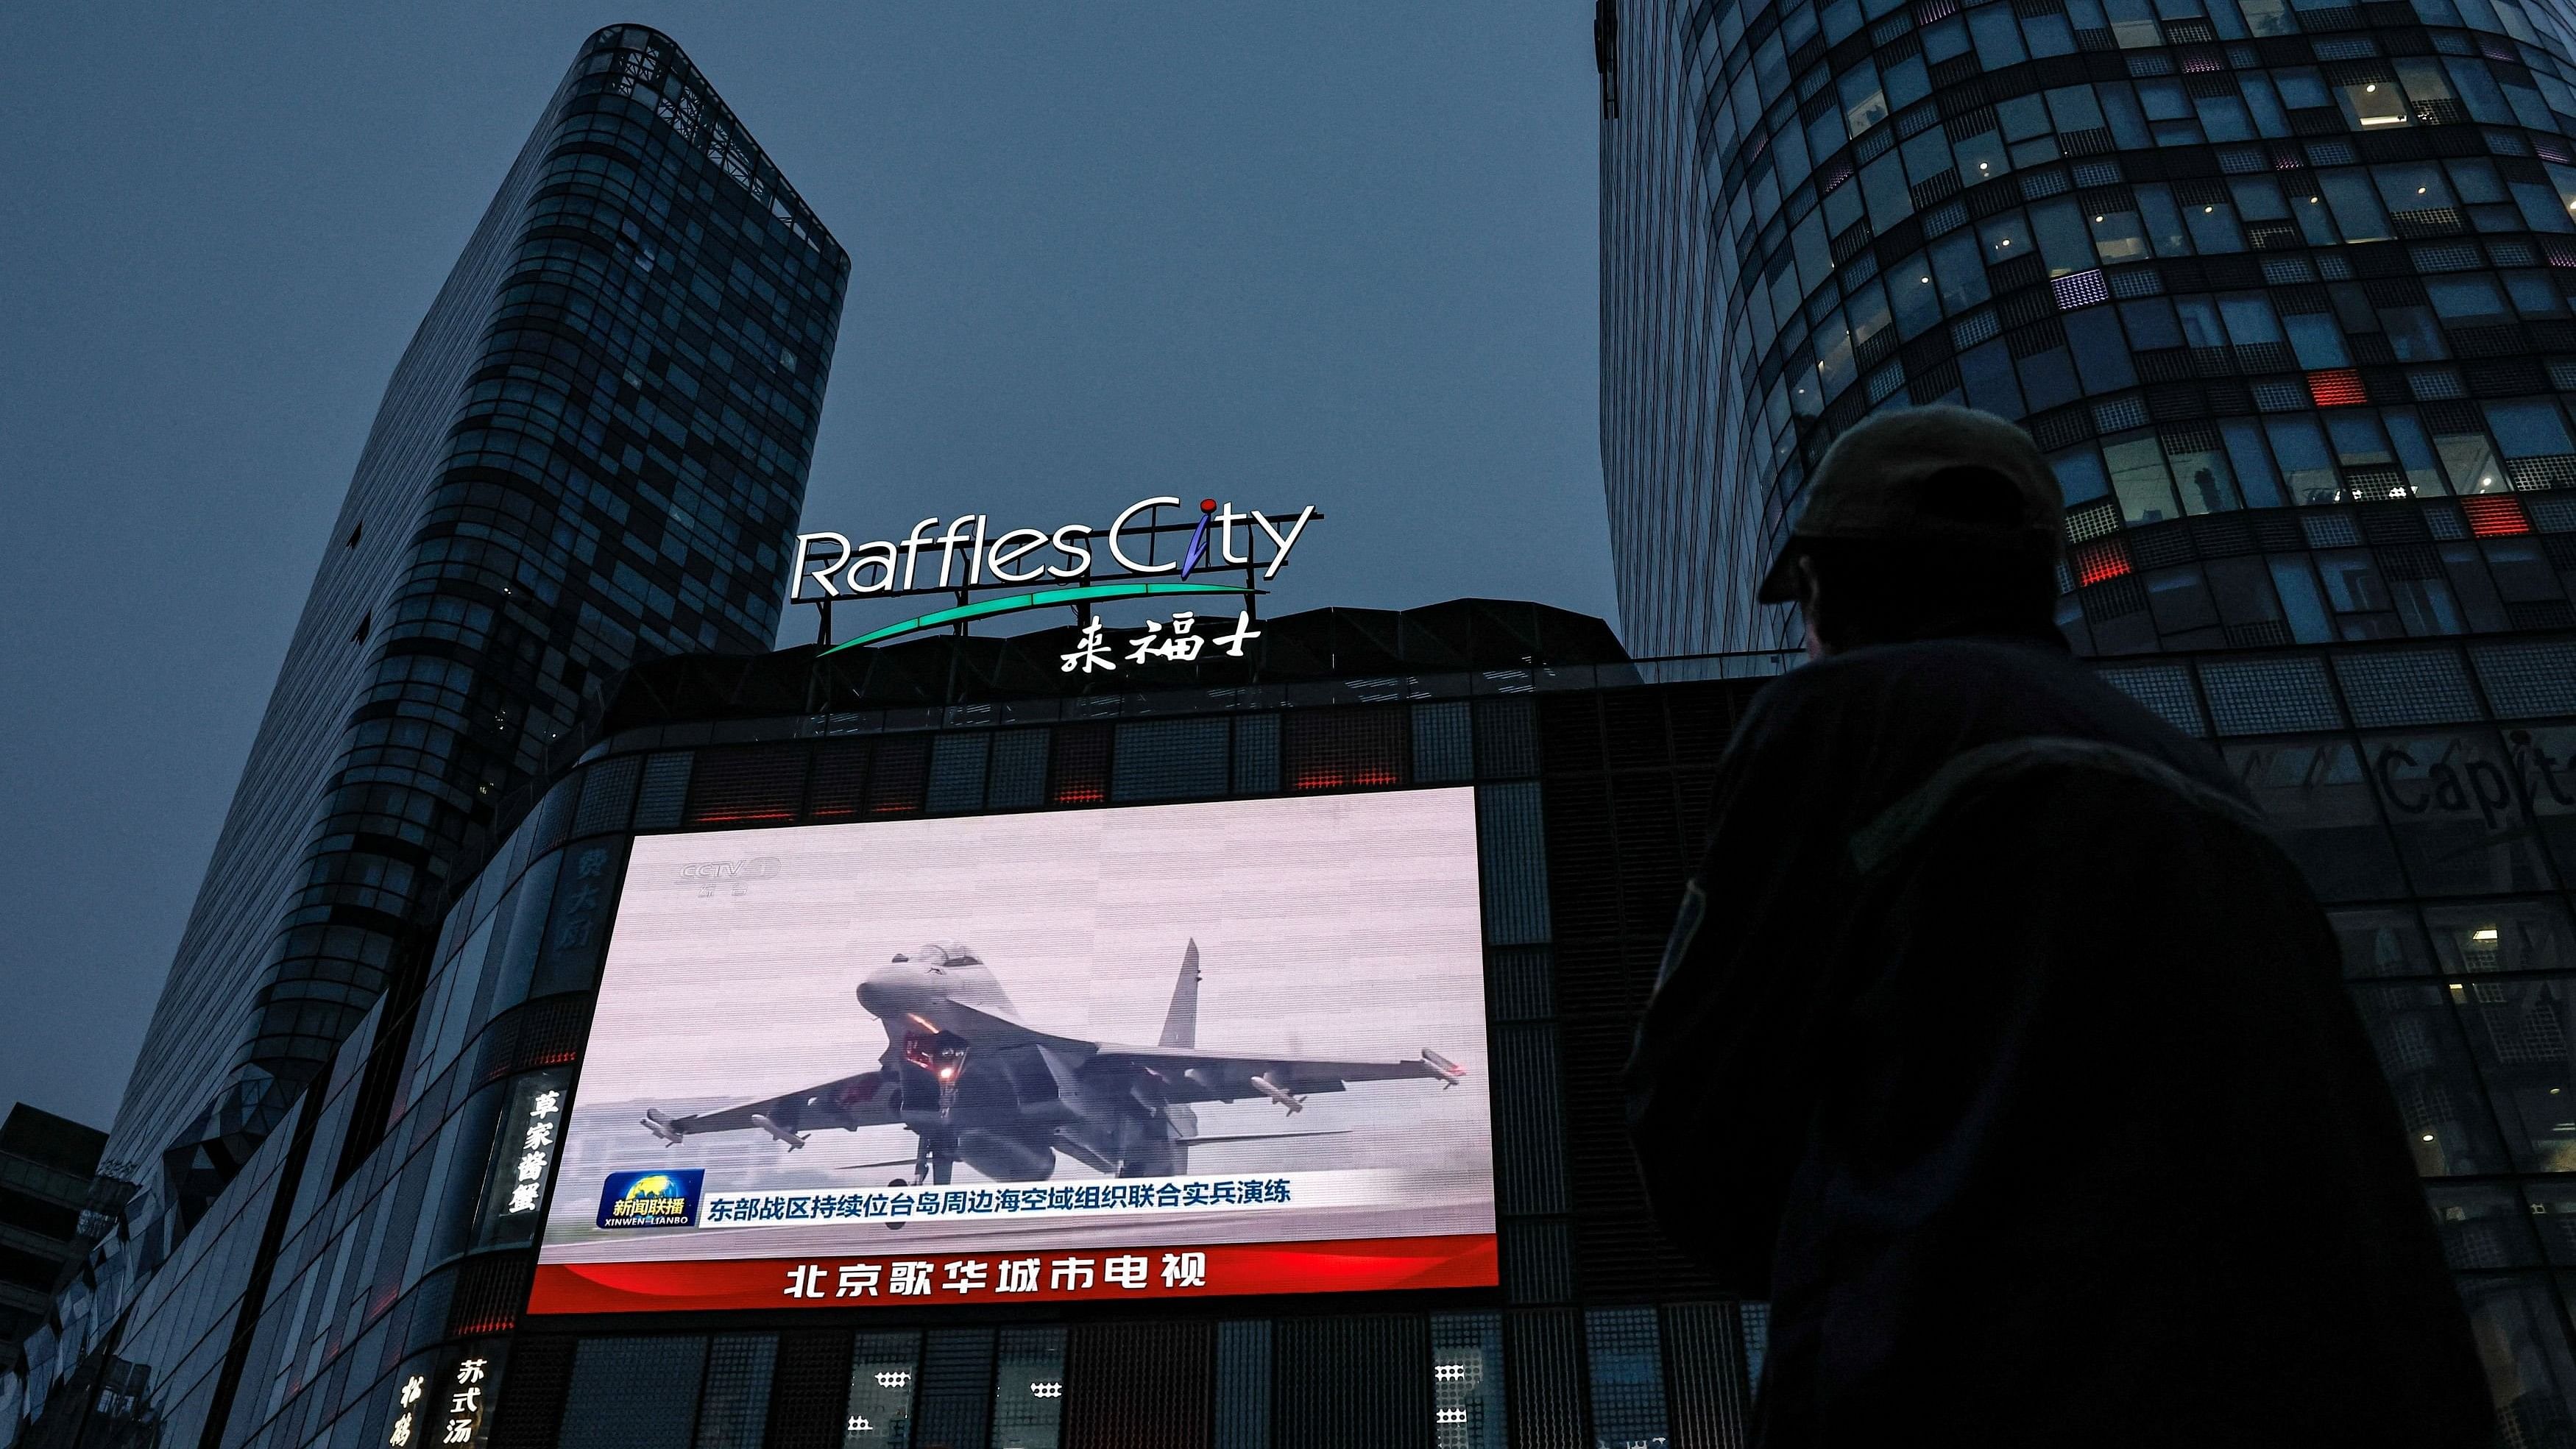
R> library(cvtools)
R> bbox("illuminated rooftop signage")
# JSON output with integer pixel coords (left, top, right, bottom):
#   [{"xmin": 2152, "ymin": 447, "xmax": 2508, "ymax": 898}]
[
  {"xmin": 786, "ymin": 496, "xmax": 1320, "ymax": 653},
  {"xmin": 789, "ymin": 497, "xmax": 1317, "ymax": 602}
]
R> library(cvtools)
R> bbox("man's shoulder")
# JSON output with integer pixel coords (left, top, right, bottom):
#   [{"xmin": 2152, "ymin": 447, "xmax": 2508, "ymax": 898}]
[
  {"xmin": 1723, "ymin": 640, "xmax": 2061, "ymax": 777},
  {"xmin": 1744, "ymin": 637, "xmax": 2234, "ymax": 792},
  {"xmin": 1753, "ymin": 637, "xmax": 2090, "ymax": 715}
]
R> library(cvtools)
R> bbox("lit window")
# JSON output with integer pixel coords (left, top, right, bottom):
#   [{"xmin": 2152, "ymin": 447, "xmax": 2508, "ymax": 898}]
[{"xmin": 2342, "ymin": 77, "xmax": 2410, "ymax": 127}]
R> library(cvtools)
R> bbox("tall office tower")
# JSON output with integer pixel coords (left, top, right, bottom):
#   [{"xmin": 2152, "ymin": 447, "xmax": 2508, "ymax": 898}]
[
  {"xmin": 1604, "ymin": 0, "xmax": 2576, "ymax": 656},
  {"xmin": 1601, "ymin": 0, "xmax": 1774, "ymax": 654},
  {"xmin": 110, "ymin": 24, "xmax": 848, "ymax": 1236},
  {"xmin": 1603, "ymin": 0, "xmax": 2576, "ymax": 1432}
]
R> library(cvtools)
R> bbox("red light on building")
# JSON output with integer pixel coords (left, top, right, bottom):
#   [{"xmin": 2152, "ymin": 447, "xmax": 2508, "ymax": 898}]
[
  {"xmin": 1048, "ymin": 726, "xmax": 1111, "ymax": 805},
  {"xmin": 1284, "ymin": 710, "xmax": 1405, "ymax": 794},
  {"xmin": 2462, "ymin": 495, "xmax": 2533, "ymax": 536},
  {"xmin": 2073, "ymin": 539, "xmax": 2132, "ymax": 586},
  {"xmin": 2307, "ymin": 369, "xmax": 2367, "ymax": 407},
  {"xmin": 683, "ymin": 750, "xmax": 810, "ymax": 826},
  {"xmin": 1293, "ymin": 767, "xmax": 1402, "ymax": 790}
]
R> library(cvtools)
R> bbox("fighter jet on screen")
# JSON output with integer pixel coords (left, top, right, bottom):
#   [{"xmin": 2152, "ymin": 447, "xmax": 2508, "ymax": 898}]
[{"xmin": 637, "ymin": 940, "xmax": 1468, "ymax": 1186}]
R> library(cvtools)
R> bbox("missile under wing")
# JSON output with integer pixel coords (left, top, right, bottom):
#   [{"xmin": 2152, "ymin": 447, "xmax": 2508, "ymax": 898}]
[
  {"xmin": 639, "ymin": 1069, "xmax": 900, "ymax": 1149},
  {"xmin": 888, "ymin": 987, "xmax": 1467, "ymax": 1108}
]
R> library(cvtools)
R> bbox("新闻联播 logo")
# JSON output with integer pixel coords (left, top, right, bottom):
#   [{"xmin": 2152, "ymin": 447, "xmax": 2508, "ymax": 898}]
[{"xmin": 598, "ymin": 1169, "xmax": 703, "ymax": 1229}]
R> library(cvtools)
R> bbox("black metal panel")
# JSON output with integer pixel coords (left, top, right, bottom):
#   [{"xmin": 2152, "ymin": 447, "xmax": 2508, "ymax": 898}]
[
  {"xmin": 485, "ymin": 1336, "xmax": 575, "ymax": 1449},
  {"xmin": 1062, "ymin": 1319, "xmax": 1214, "ymax": 1449},
  {"xmin": 1501, "ymin": 1309, "xmax": 1585, "ymax": 1449},
  {"xmin": 1273, "ymin": 1315, "xmax": 1432, "ymax": 1449},
  {"xmin": 911, "ymin": 1328, "xmax": 996, "ymax": 1449},
  {"xmin": 761, "ymin": 1330, "xmax": 856, "ymax": 1449},
  {"xmin": 1649, "ymin": 1302, "xmax": 1752, "ymax": 1449}
]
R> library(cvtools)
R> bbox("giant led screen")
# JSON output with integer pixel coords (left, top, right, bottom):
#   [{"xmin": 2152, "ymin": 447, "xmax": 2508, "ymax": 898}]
[{"xmin": 528, "ymin": 786, "xmax": 1497, "ymax": 1312}]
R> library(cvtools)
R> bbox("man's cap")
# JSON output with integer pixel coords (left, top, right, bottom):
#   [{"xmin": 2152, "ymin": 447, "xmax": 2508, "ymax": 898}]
[{"xmin": 1755, "ymin": 405, "xmax": 2064, "ymax": 603}]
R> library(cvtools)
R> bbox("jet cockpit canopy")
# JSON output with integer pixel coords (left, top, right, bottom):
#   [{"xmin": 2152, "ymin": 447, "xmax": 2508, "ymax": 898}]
[{"xmin": 890, "ymin": 941, "xmax": 983, "ymax": 971}]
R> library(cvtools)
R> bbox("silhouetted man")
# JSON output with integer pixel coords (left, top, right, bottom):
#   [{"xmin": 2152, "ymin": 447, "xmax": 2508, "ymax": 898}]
[{"xmin": 1625, "ymin": 406, "xmax": 2489, "ymax": 1445}]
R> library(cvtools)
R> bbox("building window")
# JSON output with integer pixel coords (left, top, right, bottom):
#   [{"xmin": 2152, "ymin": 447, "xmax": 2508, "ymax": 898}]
[
  {"xmin": 990, "ymin": 1326, "xmax": 1066, "ymax": 1449},
  {"xmin": 842, "ymin": 1331, "xmax": 920, "ymax": 1449},
  {"xmin": 1584, "ymin": 1306, "xmax": 1671, "ymax": 1449},
  {"xmin": 1432, "ymin": 1313, "xmax": 1506, "ymax": 1449}
]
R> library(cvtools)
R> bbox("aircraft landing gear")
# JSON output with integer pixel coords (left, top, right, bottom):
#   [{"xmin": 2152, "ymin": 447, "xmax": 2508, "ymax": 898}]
[
  {"xmin": 902, "ymin": 1030, "xmax": 970, "ymax": 1119},
  {"xmin": 885, "ymin": 1140, "xmax": 957, "ymax": 1228}
]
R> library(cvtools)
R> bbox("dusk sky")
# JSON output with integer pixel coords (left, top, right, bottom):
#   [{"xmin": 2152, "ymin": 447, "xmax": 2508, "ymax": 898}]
[{"xmin": 0, "ymin": 4, "xmax": 1609, "ymax": 1135}]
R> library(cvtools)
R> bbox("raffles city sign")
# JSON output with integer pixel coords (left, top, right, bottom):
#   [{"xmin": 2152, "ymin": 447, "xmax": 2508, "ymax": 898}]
[{"xmin": 786, "ymin": 496, "xmax": 1319, "ymax": 653}]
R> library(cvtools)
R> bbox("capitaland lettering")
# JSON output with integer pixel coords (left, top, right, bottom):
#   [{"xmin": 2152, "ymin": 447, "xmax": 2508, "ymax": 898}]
[
  {"xmin": 2509, "ymin": 729, "xmax": 2576, "ymax": 809},
  {"xmin": 2374, "ymin": 743, "xmax": 2521, "ymax": 828},
  {"xmin": 790, "ymin": 497, "xmax": 1316, "ymax": 600}
]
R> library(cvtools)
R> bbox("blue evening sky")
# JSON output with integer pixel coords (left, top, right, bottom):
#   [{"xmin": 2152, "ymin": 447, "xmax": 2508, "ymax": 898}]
[{"xmin": 0, "ymin": 3, "xmax": 1608, "ymax": 1130}]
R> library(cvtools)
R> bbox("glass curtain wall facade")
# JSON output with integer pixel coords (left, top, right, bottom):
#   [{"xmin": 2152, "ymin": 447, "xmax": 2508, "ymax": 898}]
[
  {"xmin": 1605, "ymin": 0, "xmax": 1774, "ymax": 654},
  {"xmin": 29, "ymin": 619, "xmax": 2576, "ymax": 1446},
  {"xmin": 1602, "ymin": 0, "xmax": 2576, "ymax": 657},
  {"xmin": 110, "ymin": 25, "xmax": 849, "ymax": 1243},
  {"xmin": 1603, "ymin": 0, "xmax": 2576, "ymax": 1431}
]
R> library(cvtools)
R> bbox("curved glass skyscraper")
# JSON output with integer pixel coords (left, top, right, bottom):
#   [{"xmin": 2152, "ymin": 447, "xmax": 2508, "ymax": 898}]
[
  {"xmin": 110, "ymin": 25, "xmax": 849, "ymax": 1238},
  {"xmin": 1607, "ymin": 0, "xmax": 2576, "ymax": 657},
  {"xmin": 1605, "ymin": 0, "xmax": 2576, "ymax": 1433}
]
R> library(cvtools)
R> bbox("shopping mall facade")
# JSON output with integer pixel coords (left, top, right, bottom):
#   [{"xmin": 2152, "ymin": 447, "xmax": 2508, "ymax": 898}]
[
  {"xmin": 10, "ymin": 598, "xmax": 2575, "ymax": 1449},
  {"xmin": 16, "ymin": 603, "xmax": 1783, "ymax": 1449}
]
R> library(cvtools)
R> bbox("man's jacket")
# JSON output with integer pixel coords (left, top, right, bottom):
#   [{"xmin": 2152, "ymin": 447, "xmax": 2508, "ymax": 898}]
[{"xmin": 1625, "ymin": 635, "xmax": 2489, "ymax": 1446}]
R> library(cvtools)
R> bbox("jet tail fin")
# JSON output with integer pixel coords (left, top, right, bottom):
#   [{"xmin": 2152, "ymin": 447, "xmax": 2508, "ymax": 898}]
[{"xmin": 1158, "ymin": 940, "xmax": 1201, "ymax": 1049}]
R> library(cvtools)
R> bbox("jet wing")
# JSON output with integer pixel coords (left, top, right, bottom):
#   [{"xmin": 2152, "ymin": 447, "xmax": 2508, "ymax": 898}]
[
  {"xmin": 909, "ymin": 998, "xmax": 1470, "ymax": 1108},
  {"xmin": 642, "ymin": 1069, "xmax": 899, "ymax": 1148},
  {"xmin": 1091, "ymin": 1044, "xmax": 1468, "ymax": 1107}
]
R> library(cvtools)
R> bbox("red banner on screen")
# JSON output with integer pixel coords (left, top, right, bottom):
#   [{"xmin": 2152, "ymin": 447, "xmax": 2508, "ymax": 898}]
[{"xmin": 528, "ymin": 1233, "xmax": 1496, "ymax": 1314}]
